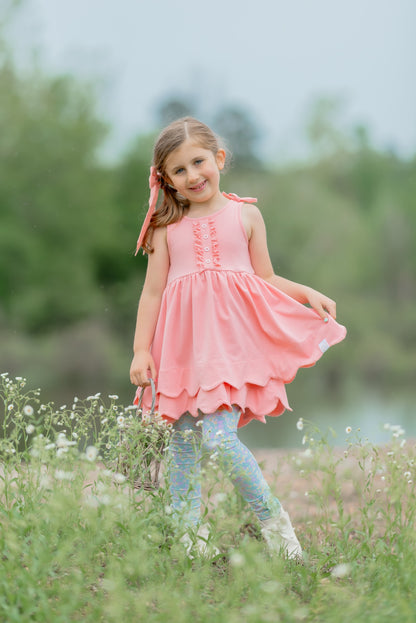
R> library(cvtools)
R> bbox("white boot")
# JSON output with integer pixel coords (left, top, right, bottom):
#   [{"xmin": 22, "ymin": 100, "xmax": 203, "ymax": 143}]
[
  {"xmin": 180, "ymin": 524, "xmax": 220, "ymax": 559},
  {"xmin": 260, "ymin": 507, "xmax": 303, "ymax": 561}
]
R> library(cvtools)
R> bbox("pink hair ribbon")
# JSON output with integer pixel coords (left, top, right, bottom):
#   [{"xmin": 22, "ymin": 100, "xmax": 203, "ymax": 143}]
[
  {"xmin": 222, "ymin": 192, "xmax": 257, "ymax": 203},
  {"xmin": 134, "ymin": 166, "xmax": 162, "ymax": 255}
]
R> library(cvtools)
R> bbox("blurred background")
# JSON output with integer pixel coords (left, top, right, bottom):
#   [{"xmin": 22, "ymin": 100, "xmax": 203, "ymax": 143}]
[{"xmin": 1, "ymin": 0, "xmax": 415, "ymax": 447}]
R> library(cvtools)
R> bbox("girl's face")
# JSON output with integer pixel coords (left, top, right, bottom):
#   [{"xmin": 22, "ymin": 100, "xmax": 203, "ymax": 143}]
[{"xmin": 164, "ymin": 138, "xmax": 226, "ymax": 205}]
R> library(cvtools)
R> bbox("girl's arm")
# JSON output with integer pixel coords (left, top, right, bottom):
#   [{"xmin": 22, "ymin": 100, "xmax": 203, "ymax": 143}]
[
  {"xmin": 242, "ymin": 204, "xmax": 337, "ymax": 321},
  {"xmin": 130, "ymin": 227, "xmax": 170, "ymax": 386}
]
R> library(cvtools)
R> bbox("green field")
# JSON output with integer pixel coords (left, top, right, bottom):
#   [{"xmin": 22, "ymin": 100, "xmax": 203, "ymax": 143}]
[{"xmin": 1, "ymin": 374, "xmax": 415, "ymax": 622}]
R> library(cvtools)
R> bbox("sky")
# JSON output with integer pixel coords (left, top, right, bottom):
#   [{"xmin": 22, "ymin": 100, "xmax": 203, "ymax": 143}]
[{"xmin": 7, "ymin": 0, "xmax": 416, "ymax": 162}]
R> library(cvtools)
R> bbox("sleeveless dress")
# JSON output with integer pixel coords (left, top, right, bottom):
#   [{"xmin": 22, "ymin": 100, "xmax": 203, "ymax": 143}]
[{"xmin": 135, "ymin": 198, "xmax": 347, "ymax": 427}]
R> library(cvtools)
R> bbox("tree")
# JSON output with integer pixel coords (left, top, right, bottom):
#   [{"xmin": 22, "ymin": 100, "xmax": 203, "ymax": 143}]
[{"xmin": 212, "ymin": 105, "xmax": 262, "ymax": 169}]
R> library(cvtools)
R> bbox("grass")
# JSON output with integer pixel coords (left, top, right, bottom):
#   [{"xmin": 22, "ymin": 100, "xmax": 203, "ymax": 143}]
[{"xmin": 0, "ymin": 373, "xmax": 415, "ymax": 622}]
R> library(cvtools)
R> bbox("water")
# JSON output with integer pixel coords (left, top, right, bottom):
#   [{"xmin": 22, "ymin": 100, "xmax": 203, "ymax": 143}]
[{"xmin": 239, "ymin": 393, "xmax": 416, "ymax": 449}]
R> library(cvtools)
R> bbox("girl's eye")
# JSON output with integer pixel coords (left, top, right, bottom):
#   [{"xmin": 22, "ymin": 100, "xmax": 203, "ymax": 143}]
[
  {"xmin": 175, "ymin": 167, "xmax": 185, "ymax": 175},
  {"xmin": 195, "ymin": 159, "xmax": 203, "ymax": 165}
]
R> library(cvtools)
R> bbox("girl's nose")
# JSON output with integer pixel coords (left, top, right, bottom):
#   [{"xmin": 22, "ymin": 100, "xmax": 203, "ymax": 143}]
[{"xmin": 187, "ymin": 167, "xmax": 199, "ymax": 184}]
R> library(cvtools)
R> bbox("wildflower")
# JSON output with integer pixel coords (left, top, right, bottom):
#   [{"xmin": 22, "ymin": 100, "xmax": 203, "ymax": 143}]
[
  {"xmin": 296, "ymin": 418, "xmax": 304, "ymax": 431},
  {"xmin": 196, "ymin": 420, "xmax": 203, "ymax": 427},
  {"xmin": 108, "ymin": 394, "xmax": 119, "ymax": 400},
  {"xmin": 117, "ymin": 415, "xmax": 125, "ymax": 428},
  {"xmin": 331, "ymin": 563, "xmax": 351, "ymax": 578},
  {"xmin": 25, "ymin": 424, "xmax": 35, "ymax": 435},
  {"xmin": 7, "ymin": 404, "xmax": 13, "ymax": 411},
  {"xmin": 72, "ymin": 432, "xmax": 78, "ymax": 439},
  {"xmin": 55, "ymin": 469, "xmax": 75, "ymax": 481},
  {"xmin": 86, "ymin": 393, "xmax": 101, "ymax": 401},
  {"xmin": 56, "ymin": 448, "xmax": 69, "ymax": 458},
  {"xmin": 70, "ymin": 412, "xmax": 76, "ymax": 420},
  {"xmin": 302, "ymin": 435, "xmax": 307, "ymax": 445},
  {"xmin": 85, "ymin": 446, "xmax": 98, "ymax": 462},
  {"xmin": 113, "ymin": 472, "xmax": 126, "ymax": 484},
  {"xmin": 73, "ymin": 397, "xmax": 79, "ymax": 403},
  {"xmin": 229, "ymin": 551, "xmax": 245, "ymax": 568},
  {"xmin": 1, "ymin": 372, "xmax": 8, "ymax": 378},
  {"xmin": 101, "ymin": 418, "xmax": 108, "ymax": 425},
  {"xmin": 45, "ymin": 443, "xmax": 56, "ymax": 450},
  {"xmin": 56, "ymin": 434, "xmax": 76, "ymax": 448},
  {"xmin": 345, "ymin": 426, "xmax": 352, "ymax": 434},
  {"xmin": 23, "ymin": 405, "xmax": 34, "ymax": 416}
]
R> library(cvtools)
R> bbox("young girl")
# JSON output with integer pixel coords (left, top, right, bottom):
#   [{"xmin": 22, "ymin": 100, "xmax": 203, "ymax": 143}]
[{"xmin": 130, "ymin": 117, "xmax": 346, "ymax": 559}]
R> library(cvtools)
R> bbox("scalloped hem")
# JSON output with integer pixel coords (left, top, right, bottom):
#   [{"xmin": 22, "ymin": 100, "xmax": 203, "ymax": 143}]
[{"xmin": 133, "ymin": 379, "xmax": 292, "ymax": 428}]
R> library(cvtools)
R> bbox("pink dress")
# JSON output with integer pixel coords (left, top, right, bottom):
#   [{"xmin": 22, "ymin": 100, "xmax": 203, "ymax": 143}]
[{"xmin": 135, "ymin": 198, "xmax": 347, "ymax": 427}]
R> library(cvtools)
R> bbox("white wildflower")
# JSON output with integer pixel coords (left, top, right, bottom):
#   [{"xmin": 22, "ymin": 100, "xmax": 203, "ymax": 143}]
[
  {"xmin": 72, "ymin": 432, "xmax": 78, "ymax": 439},
  {"xmin": 56, "ymin": 434, "xmax": 76, "ymax": 448},
  {"xmin": 296, "ymin": 418, "xmax": 304, "ymax": 431},
  {"xmin": 101, "ymin": 418, "xmax": 108, "ymax": 425},
  {"xmin": 85, "ymin": 446, "xmax": 98, "ymax": 462},
  {"xmin": 117, "ymin": 415, "xmax": 125, "ymax": 428},
  {"xmin": 302, "ymin": 435, "xmax": 307, "ymax": 445},
  {"xmin": 7, "ymin": 404, "xmax": 13, "ymax": 411},
  {"xmin": 25, "ymin": 424, "xmax": 35, "ymax": 435},
  {"xmin": 345, "ymin": 426, "xmax": 352, "ymax": 434},
  {"xmin": 113, "ymin": 472, "xmax": 126, "ymax": 484},
  {"xmin": 108, "ymin": 394, "xmax": 119, "ymax": 400},
  {"xmin": 196, "ymin": 420, "xmax": 203, "ymax": 427},
  {"xmin": 45, "ymin": 443, "xmax": 56, "ymax": 450},
  {"xmin": 55, "ymin": 469, "xmax": 75, "ymax": 481},
  {"xmin": 23, "ymin": 405, "xmax": 34, "ymax": 416},
  {"xmin": 56, "ymin": 448, "xmax": 69, "ymax": 458},
  {"xmin": 229, "ymin": 551, "xmax": 245, "ymax": 568},
  {"xmin": 331, "ymin": 563, "xmax": 352, "ymax": 578}
]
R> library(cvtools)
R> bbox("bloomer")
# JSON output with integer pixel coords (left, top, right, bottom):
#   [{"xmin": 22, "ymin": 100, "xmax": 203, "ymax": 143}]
[{"xmin": 167, "ymin": 405, "xmax": 281, "ymax": 527}]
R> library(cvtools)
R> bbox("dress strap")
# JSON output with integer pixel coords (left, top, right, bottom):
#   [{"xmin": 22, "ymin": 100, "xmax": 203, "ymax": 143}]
[{"xmin": 222, "ymin": 192, "xmax": 257, "ymax": 204}]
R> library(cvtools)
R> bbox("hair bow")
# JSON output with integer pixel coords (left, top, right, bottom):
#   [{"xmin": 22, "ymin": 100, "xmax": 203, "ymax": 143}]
[{"xmin": 134, "ymin": 166, "xmax": 162, "ymax": 256}]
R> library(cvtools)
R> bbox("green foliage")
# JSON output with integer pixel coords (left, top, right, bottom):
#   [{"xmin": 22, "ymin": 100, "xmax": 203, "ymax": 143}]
[
  {"xmin": 0, "ymin": 48, "xmax": 415, "ymax": 405},
  {"xmin": 0, "ymin": 374, "xmax": 415, "ymax": 622}
]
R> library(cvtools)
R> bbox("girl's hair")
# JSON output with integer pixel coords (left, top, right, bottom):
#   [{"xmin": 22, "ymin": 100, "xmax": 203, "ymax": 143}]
[{"xmin": 142, "ymin": 117, "xmax": 226, "ymax": 253}]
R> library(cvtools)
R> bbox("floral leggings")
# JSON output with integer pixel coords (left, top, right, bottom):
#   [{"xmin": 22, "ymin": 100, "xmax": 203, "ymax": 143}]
[{"xmin": 167, "ymin": 406, "xmax": 281, "ymax": 527}]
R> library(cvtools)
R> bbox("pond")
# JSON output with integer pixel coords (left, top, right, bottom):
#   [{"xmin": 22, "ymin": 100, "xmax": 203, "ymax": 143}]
[{"xmin": 239, "ymin": 392, "xmax": 416, "ymax": 449}]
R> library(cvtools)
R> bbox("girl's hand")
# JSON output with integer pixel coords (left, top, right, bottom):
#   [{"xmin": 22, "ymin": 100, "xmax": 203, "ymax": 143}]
[
  {"xmin": 305, "ymin": 287, "xmax": 337, "ymax": 322},
  {"xmin": 130, "ymin": 350, "xmax": 156, "ymax": 386}
]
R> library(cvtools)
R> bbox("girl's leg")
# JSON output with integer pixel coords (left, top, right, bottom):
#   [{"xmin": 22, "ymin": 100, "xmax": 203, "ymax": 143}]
[
  {"xmin": 201, "ymin": 406, "xmax": 302, "ymax": 559},
  {"xmin": 201, "ymin": 406, "xmax": 281, "ymax": 521},
  {"xmin": 166, "ymin": 413, "xmax": 203, "ymax": 528}
]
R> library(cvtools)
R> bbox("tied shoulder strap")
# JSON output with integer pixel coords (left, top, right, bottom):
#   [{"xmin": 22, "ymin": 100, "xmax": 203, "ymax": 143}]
[{"xmin": 222, "ymin": 192, "xmax": 257, "ymax": 204}]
